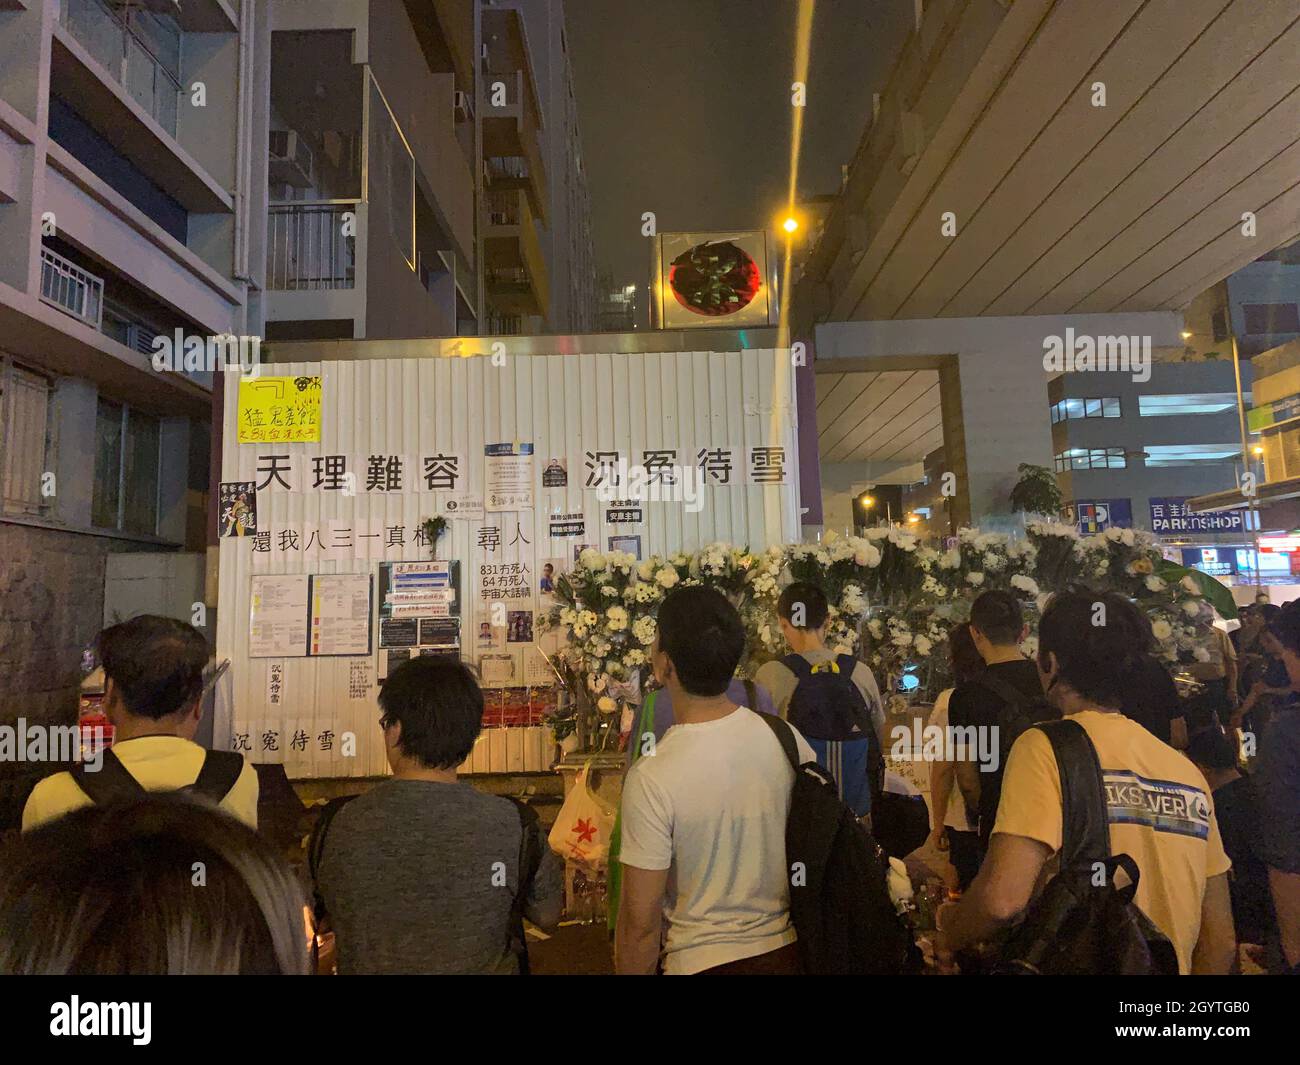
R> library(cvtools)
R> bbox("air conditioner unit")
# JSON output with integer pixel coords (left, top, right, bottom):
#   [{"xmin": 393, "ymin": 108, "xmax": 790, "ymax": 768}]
[
  {"xmin": 453, "ymin": 90, "xmax": 474, "ymax": 124},
  {"xmin": 268, "ymin": 129, "xmax": 315, "ymax": 189}
]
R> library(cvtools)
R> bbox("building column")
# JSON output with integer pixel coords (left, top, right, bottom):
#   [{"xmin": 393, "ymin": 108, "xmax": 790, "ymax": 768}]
[{"xmin": 941, "ymin": 348, "xmax": 1054, "ymax": 525}]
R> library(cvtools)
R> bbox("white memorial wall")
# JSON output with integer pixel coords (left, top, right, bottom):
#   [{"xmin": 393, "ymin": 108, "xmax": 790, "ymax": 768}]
[{"xmin": 216, "ymin": 349, "xmax": 800, "ymax": 778}]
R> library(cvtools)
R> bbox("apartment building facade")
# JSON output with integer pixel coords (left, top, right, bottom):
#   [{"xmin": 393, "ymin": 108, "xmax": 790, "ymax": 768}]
[{"xmin": 0, "ymin": 0, "xmax": 270, "ymax": 722}]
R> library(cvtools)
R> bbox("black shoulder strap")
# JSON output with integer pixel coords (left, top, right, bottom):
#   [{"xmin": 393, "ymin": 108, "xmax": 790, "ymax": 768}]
[
  {"xmin": 782, "ymin": 653, "xmax": 813, "ymax": 679},
  {"xmin": 1035, "ymin": 719, "xmax": 1111, "ymax": 868},
  {"xmin": 976, "ymin": 672, "xmax": 1030, "ymax": 712},
  {"xmin": 505, "ymin": 797, "xmax": 543, "ymax": 976},
  {"xmin": 190, "ymin": 750, "xmax": 246, "ymax": 803},
  {"xmin": 70, "ymin": 748, "xmax": 148, "ymax": 805},
  {"xmin": 756, "ymin": 710, "xmax": 802, "ymax": 773}
]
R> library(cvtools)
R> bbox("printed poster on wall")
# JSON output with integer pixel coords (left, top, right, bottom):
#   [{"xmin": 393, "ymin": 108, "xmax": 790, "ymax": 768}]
[
  {"xmin": 377, "ymin": 561, "xmax": 462, "ymax": 679},
  {"xmin": 249, "ymin": 575, "xmax": 310, "ymax": 658},
  {"xmin": 309, "ymin": 574, "xmax": 373, "ymax": 656},
  {"xmin": 485, "ymin": 442, "xmax": 534, "ymax": 512},
  {"xmin": 236, "ymin": 376, "xmax": 322, "ymax": 444},
  {"xmin": 218, "ymin": 482, "xmax": 257, "ymax": 537}
]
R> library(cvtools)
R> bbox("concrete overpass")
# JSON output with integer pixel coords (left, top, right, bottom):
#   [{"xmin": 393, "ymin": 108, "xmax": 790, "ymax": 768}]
[{"xmin": 796, "ymin": 0, "xmax": 1300, "ymax": 526}]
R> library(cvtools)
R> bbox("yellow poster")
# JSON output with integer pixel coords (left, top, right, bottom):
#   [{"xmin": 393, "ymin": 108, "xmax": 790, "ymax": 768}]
[{"xmin": 237, "ymin": 376, "xmax": 323, "ymax": 444}]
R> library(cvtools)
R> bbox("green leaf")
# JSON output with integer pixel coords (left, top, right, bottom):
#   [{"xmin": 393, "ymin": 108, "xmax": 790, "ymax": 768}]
[{"xmin": 1156, "ymin": 561, "xmax": 1238, "ymax": 620}]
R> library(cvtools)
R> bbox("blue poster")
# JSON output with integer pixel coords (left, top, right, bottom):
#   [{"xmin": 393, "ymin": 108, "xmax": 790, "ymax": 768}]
[
  {"xmin": 1065, "ymin": 498, "xmax": 1132, "ymax": 534},
  {"xmin": 1149, "ymin": 497, "xmax": 1243, "ymax": 535}
]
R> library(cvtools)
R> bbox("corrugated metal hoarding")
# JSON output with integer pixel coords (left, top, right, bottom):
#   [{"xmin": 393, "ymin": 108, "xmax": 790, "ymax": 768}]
[{"xmin": 216, "ymin": 349, "xmax": 799, "ymax": 778}]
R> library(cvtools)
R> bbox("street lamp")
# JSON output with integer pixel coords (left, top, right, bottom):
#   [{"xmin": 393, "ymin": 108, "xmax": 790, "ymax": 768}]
[{"xmin": 782, "ymin": 216, "xmax": 799, "ymax": 235}]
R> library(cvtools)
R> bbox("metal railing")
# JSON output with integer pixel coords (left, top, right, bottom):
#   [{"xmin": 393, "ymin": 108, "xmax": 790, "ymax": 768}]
[
  {"xmin": 267, "ymin": 201, "xmax": 358, "ymax": 291},
  {"xmin": 486, "ymin": 155, "xmax": 529, "ymax": 183},
  {"xmin": 486, "ymin": 190, "xmax": 521, "ymax": 226},
  {"xmin": 62, "ymin": 0, "xmax": 181, "ymax": 136},
  {"xmin": 40, "ymin": 247, "xmax": 104, "ymax": 329}
]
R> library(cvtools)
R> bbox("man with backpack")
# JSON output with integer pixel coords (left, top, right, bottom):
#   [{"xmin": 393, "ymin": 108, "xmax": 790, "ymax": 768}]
[
  {"xmin": 935, "ymin": 590, "xmax": 1236, "ymax": 975},
  {"xmin": 755, "ymin": 582, "xmax": 885, "ymax": 818},
  {"xmin": 314, "ymin": 657, "xmax": 561, "ymax": 974},
  {"xmin": 616, "ymin": 587, "xmax": 817, "ymax": 974},
  {"xmin": 23, "ymin": 616, "xmax": 257, "ymax": 830},
  {"xmin": 949, "ymin": 590, "xmax": 1057, "ymax": 859}
]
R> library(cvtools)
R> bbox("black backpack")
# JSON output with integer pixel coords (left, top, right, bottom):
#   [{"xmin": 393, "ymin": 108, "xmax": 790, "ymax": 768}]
[
  {"xmin": 757, "ymin": 713, "xmax": 920, "ymax": 975},
  {"xmin": 782, "ymin": 653, "xmax": 885, "ymax": 806},
  {"xmin": 976, "ymin": 672, "xmax": 1059, "ymax": 762},
  {"xmin": 307, "ymin": 793, "xmax": 543, "ymax": 974},
  {"xmin": 991, "ymin": 720, "xmax": 1179, "ymax": 975},
  {"xmin": 70, "ymin": 746, "xmax": 245, "ymax": 807}
]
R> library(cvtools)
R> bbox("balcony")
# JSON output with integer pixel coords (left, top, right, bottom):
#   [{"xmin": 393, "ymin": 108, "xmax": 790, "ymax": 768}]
[
  {"xmin": 267, "ymin": 201, "xmax": 359, "ymax": 291},
  {"xmin": 40, "ymin": 246, "xmax": 104, "ymax": 330},
  {"xmin": 61, "ymin": 0, "xmax": 180, "ymax": 136},
  {"xmin": 484, "ymin": 188, "xmax": 548, "ymax": 320},
  {"xmin": 482, "ymin": 70, "xmax": 548, "ymax": 224},
  {"xmin": 51, "ymin": 0, "xmax": 230, "ymax": 213}
]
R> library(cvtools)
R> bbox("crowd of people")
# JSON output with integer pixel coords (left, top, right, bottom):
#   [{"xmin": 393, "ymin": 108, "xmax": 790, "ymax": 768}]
[{"xmin": 0, "ymin": 581, "xmax": 1295, "ymax": 976}]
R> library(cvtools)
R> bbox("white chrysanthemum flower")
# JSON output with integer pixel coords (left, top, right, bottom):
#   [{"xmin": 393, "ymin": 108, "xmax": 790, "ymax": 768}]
[
  {"xmin": 1010, "ymin": 574, "xmax": 1039, "ymax": 596},
  {"xmin": 600, "ymin": 584, "xmax": 618, "ymax": 597},
  {"xmin": 1181, "ymin": 575, "xmax": 1200, "ymax": 594},
  {"xmin": 913, "ymin": 635, "xmax": 932, "ymax": 656},
  {"xmin": 1182, "ymin": 600, "xmax": 1201, "ymax": 618},
  {"xmin": 854, "ymin": 544, "xmax": 882, "ymax": 568},
  {"xmin": 580, "ymin": 548, "xmax": 606, "ymax": 570},
  {"xmin": 966, "ymin": 572, "xmax": 985, "ymax": 586},
  {"xmin": 637, "ymin": 560, "xmax": 655, "ymax": 581},
  {"xmin": 1146, "ymin": 575, "xmax": 1167, "ymax": 592},
  {"xmin": 656, "ymin": 567, "xmax": 680, "ymax": 589},
  {"xmin": 1192, "ymin": 646, "xmax": 1211, "ymax": 663},
  {"xmin": 1151, "ymin": 619, "xmax": 1173, "ymax": 641}
]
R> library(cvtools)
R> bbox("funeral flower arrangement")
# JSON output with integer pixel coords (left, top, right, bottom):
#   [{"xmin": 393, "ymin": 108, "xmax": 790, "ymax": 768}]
[{"xmin": 541, "ymin": 524, "xmax": 1231, "ymax": 752}]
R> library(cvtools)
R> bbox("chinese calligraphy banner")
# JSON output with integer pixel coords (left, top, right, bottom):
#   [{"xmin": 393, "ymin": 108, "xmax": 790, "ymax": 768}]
[{"xmin": 237, "ymin": 376, "xmax": 322, "ymax": 444}]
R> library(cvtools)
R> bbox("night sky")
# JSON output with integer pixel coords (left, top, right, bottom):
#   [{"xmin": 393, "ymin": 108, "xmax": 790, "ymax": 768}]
[{"xmin": 566, "ymin": 0, "xmax": 914, "ymax": 291}]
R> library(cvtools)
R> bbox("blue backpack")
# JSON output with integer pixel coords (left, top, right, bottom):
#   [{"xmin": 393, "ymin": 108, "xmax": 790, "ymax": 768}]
[{"xmin": 782, "ymin": 653, "xmax": 884, "ymax": 817}]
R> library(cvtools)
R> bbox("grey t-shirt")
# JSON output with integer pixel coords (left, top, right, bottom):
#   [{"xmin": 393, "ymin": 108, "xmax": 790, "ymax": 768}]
[{"xmin": 317, "ymin": 778, "xmax": 563, "ymax": 974}]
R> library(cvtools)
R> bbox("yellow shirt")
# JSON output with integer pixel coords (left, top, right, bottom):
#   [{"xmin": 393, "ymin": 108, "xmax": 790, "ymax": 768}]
[
  {"xmin": 22, "ymin": 736, "xmax": 260, "ymax": 832},
  {"xmin": 993, "ymin": 710, "xmax": 1231, "ymax": 974}
]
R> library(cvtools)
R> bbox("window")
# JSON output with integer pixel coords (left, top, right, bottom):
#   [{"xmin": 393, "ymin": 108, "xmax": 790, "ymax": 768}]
[
  {"xmin": 92, "ymin": 398, "xmax": 159, "ymax": 534},
  {"xmin": 1142, "ymin": 444, "xmax": 1241, "ymax": 468},
  {"xmin": 1138, "ymin": 393, "xmax": 1240, "ymax": 417},
  {"xmin": 1212, "ymin": 309, "xmax": 1229, "ymax": 343},
  {"xmin": 1050, "ymin": 397, "xmax": 1120, "ymax": 423},
  {"xmin": 1242, "ymin": 303, "xmax": 1300, "ymax": 335},
  {"xmin": 0, "ymin": 361, "xmax": 54, "ymax": 516},
  {"xmin": 1054, "ymin": 448, "xmax": 1127, "ymax": 472}
]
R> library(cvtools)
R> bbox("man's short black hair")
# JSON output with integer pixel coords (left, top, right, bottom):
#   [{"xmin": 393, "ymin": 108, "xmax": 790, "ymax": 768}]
[
  {"xmin": 1037, "ymin": 588, "xmax": 1152, "ymax": 708},
  {"xmin": 1186, "ymin": 727, "xmax": 1238, "ymax": 771},
  {"xmin": 657, "ymin": 586, "xmax": 745, "ymax": 697},
  {"xmin": 378, "ymin": 658, "xmax": 483, "ymax": 769},
  {"xmin": 969, "ymin": 589, "xmax": 1024, "ymax": 646},
  {"xmin": 777, "ymin": 582, "xmax": 829, "ymax": 629},
  {"xmin": 1270, "ymin": 600, "xmax": 1300, "ymax": 653},
  {"xmin": 98, "ymin": 615, "xmax": 210, "ymax": 721}
]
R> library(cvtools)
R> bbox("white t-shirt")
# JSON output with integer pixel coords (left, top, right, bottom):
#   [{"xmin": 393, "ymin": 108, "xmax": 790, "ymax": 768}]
[
  {"xmin": 618, "ymin": 705, "xmax": 816, "ymax": 975},
  {"xmin": 927, "ymin": 689, "xmax": 975, "ymax": 833}
]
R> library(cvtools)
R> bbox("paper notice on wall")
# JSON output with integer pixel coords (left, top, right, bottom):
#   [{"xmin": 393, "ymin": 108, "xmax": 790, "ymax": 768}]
[
  {"xmin": 309, "ymin": 574, "xmax": 372, "ymax": 656},
  {"xmin": 267, "ymin": 662, "xmax": 285, "ymax": 706},
  {"xmin": 523, "ymin": 645, "xmax": 557, "ymax": 688},
  {"xmin": 249, "ymin": 575, "xmax": 310, "ymax": 658},
  {"xmin": 348, "ymin": 659, "xmax": 374, "ymax": 701},
  {"xmin": 237, "ymin": 376, "xmax": 322, "ymax": 444},
  {"xmin": 444, "ymin": 491, "xmax": 485, "ymax": 521},
  {"xmin": 479, "ymin": 651, "xmax": 519, "ymax": 687},
  {"xmin": 485, "ymin": 442, "xmax": 534, "ymax": 512}
]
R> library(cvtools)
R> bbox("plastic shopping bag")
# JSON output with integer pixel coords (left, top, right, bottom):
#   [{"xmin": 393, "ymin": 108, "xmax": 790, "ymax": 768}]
[{"xmin": 547, "ymin": 760, "xmax": 616, "ymax": 870}]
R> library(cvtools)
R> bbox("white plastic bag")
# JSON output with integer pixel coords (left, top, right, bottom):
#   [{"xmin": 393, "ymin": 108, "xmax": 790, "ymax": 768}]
[{"xmin": 548, "ymin": 761, "xmax": 615, "ymax": 870}]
